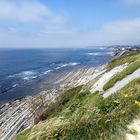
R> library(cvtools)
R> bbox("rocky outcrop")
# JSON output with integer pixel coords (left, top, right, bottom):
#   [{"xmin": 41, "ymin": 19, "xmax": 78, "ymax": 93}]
[{"xmin": 112, "ymin": 46, "xmax": 140, "ymax": 58}]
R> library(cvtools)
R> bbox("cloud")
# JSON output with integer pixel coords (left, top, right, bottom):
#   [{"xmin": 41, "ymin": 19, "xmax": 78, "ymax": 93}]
[
  {"xmin": 0, "ymin": 0, "xmax": 70, "ymax": 47},
  {"xmin": 1, "ymin": 18, "xmax": 140, "ymax": 48},
  {"xmin": 89, "ymin": 17, "xmax": 140, "ymax": 46},
  {"xmin": 0, "ymin": 0, "xmax": 140, "ymax": 48},
  {"xmin": 1, "ymin": 17, "xmax": 140, "ymax": 48},
  {"xmin": 0, "ymin": 0, "xmax": 66, "ymax": 23},
  {"xmin": 34, "ymin": 17, "xmax": 140, "ymax": 47},
  {"xmin": 0, "ymin": 1, "xmax": 47, "ymax": 22}
]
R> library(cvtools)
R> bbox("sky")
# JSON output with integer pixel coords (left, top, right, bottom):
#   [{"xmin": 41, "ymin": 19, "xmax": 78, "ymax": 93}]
[{"xmin": 0, "ymin": 0, "xmax": 140, "ymax": 48}]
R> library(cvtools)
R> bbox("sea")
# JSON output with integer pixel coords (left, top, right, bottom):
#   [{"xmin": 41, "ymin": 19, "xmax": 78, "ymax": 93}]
[{"xmin": 0, "ymin": 48, "xmax": 113, "ymax": 103}]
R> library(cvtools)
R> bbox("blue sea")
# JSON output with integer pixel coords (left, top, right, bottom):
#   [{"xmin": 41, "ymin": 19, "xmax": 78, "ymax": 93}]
[{"xmin": 0, "ymin": 48, "xmax": 113, "ymax": 103}]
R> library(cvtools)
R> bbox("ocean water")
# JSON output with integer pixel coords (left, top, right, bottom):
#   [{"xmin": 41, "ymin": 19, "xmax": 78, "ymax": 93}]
[{"xmin": 0, "ymin": 48, "xmax": 113, "ymax": 103}]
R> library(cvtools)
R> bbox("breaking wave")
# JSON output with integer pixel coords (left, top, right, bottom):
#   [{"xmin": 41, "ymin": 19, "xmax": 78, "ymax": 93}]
[{"xmin": 55, "ymin": 62, "xmax": 80, "ymax": 70}]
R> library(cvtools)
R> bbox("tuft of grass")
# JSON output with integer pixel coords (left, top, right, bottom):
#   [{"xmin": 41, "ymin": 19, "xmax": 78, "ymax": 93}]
[
  {"xmin": 128, "ymin": 128, "xmax": 137, "ymax": 135},
  {"xmin": 13, "ymin": 129, "xmax": 31, "ymax": 140},
  {"xmin": 103, "ymin": 59, "xmax": 140, "ymax": 91},
  {"xmin": 14, "ymin": 78, "xmax": 140, "ymax": 140}
]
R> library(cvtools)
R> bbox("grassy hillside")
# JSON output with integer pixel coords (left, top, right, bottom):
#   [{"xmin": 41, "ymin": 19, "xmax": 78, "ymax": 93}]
[
  {"xmin": 103, "ymin": 52, "xmax": 140, "ymax": 91},
  {"xmin": 14, "ymin": 78, "xmax": 140, "ymax": 140},
  {"xmin": 107, "ymin": 52, "xmax": 140, "ymax": 70},
  {"xmin": 103, "ymin": 58, "xmax": 140, "ymax": 91}
]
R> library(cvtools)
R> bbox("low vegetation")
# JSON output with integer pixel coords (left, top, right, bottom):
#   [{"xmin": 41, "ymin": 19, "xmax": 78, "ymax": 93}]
[
  {"xmin": 14, "ymin": 129, "xmax": 31, "ymax": 140},
  {"xmin": 107, "ymin": 52, "xmax": 140, "ymax": 70},
  {"xmin": 14, "ymin": 78, "xmax": 140, "ymax": 140},
  {"xmin": 103, "ymin": 58, "xmax": 140, "ymax": 91},
  {"xmin": 28, "ymin": 86, "xmax": 83, "ymax": 124}
]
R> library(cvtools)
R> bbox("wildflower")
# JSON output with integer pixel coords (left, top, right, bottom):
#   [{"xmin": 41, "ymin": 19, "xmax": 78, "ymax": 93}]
[
  {"xmin": 134, "ymin": 101, "xmax": 140, "ymax": 106},
  {"xmin": 124, "ymin": 94, "xmax": 129, "ymax": 98}
]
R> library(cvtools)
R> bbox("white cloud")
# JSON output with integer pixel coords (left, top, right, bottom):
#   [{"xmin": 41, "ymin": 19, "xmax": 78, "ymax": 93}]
[
  {"xmin": 85, "ymin": 18, "xmax": 140, "ymax": 46},
  {"xmin": 1, "ymin": 19, "xmax": 140, "ymax": 47},
  {"xmin": 1, "ymin": 17, "xmax": 140, "ymax": 48},
  {"xmin": 0, "ymin": 0, "xmax": 140, "ymax": 48},
  {"xmin": 35, "ymin": 17, "xmax": 140, "ymax": 47},
  {"xmin": 0, "ymin": 1, "xmax": 46, "ymax": 22},
  {"xmin": 0, "ymin": 0, "xmax": 66, "ymax": 23}
]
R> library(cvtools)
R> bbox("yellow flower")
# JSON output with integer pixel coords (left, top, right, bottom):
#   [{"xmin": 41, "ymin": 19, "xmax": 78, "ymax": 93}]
[
  {"xmin": 124, "ymin": 94, "xmax": 129, "ymax": 98},
  {"xmin": 134, "ymin": 101, "xmax": 140, "ymax": 106}
]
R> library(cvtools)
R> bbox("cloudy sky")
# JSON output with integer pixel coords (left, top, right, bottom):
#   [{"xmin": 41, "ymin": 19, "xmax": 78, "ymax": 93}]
[{"xmin": 0, "ymin": 0, "xmax": 140, "ymax": 48}]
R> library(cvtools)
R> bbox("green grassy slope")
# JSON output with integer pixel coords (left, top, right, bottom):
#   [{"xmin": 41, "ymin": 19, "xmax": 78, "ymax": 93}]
[
  {"xmin": 14, "ymin": 78, "xmax": 140, "ymax": 140},
  {"xmin": 107, "ymin": 52, "xmax": 140, "ymax": 70},
  {"xmin": 103, "ymin": 58, "xmax": 140, "ymax": 91}
]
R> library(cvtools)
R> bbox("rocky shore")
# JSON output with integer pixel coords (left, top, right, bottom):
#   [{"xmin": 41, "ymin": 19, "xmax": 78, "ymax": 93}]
[
  {"xmin": 0, "ymin": 65, "xmax": 105, "ymax": 140},
  {"xmin": 0, "ymin": 98, "xmax": 33, "ymax": 140}
]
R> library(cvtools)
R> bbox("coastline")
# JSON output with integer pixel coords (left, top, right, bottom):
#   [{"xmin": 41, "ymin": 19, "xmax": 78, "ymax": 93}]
[
  {"xmin": 0, "ymin": 48, "xmax": 112, "ymax": 103},
  {"xmin": 1, "ymin": 47, "xmax": 140, "ymax": 140},
  {"xmin": 0, "ymin": 65, "xmax": 106, "ymax": 140},
  {"xmin": 13, "ymin": 49, "xmax": 140, "ymax": 140}
]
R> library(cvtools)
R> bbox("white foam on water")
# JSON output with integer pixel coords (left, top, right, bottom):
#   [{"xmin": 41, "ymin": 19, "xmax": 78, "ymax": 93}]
[
  {"xmin": 55, "ymin": 62, "xmax": 80, "ymax": 70},
  {"xmin": 43, "ymin": 70, "xmax": 53, "ymax": 75}
]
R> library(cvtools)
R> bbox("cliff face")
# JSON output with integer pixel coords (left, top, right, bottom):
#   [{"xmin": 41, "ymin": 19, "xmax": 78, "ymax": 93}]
[{"xmin": 13, "ymin": 52, "xmax": 140, "ymax": 140}]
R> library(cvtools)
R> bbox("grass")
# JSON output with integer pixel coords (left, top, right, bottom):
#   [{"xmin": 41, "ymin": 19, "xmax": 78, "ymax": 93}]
[
  {"xmin": 34, "ymin": 86, "xmax": 83, "ymax": 123},
  {"xmin": 14, "ymin": 78, "xmax": 140, "ymax": 140},
  {"xmin": 46, "ymin": 85, "xmax": 83, "ymax": 118},
  {"xmin": 128, "ymin": 128, "xmax": 137, "ymax": 135},
  {"xmin": 103, "ymin": 58, "xmax": 140, "ymax": 91},
  {"xmin": 13, "ymin": 129, "xmax": 31, "ymax": 140},
  {"xmin": 107, "ymin": 52, "xmax": 140, "ymax": 70}
]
